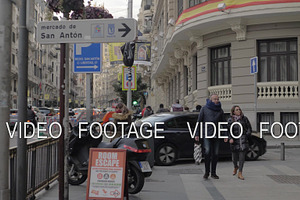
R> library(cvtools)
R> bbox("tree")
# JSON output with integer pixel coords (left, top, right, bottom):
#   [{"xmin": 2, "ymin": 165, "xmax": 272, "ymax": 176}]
[
  {"xmin": 46, "ymin": 0, "xmax": 84, "ymax": 14},
  {"xmin": 46, "ymin": 0, "xmax": 113, "ymax": 19},
  {"xmin": 113, "ymin": 73, "xmax": 148, "ymax": 106}
]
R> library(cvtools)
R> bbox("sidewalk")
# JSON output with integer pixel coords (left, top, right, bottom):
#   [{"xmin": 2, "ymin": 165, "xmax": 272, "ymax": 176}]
[
  {"xmin": 35, "ymin": 136, "xmax": 300, "ymax": 200},
  {"xmin": 264, "ymin": 134, "xmax": 300, "ymax": 149}
]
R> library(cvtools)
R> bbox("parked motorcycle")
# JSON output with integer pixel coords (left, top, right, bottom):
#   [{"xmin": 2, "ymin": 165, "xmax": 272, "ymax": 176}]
[{"xmin": 68, "ymin": 123, "xmax": 152, "ymax": 194}]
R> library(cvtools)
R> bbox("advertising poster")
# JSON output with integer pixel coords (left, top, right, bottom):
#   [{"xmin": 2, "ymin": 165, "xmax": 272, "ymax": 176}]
[
  {"xmin": 109, "ymin": 43, "xmax": 124, "ymax": 65},
  {"xmin": 134, "ymin": 42, "xmax": 151, "ymax": 63},
  {"xmin": 86, "ymin": 148, "xmax": 126, "ymax": 200}
]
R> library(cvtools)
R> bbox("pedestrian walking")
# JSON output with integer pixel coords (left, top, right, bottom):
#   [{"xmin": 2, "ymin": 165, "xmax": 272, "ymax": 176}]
[
  {"xmin": 226, "ymin": 105, "xmax": 252, "ymax": 180},
  {"xmin": 111, "ymin": 103, "xmax": 132, "ymax": 141},
  {"xmin": 195, "ymin": 94, "xmax": 225, "ymax": 180},
  {"xmin": 156, "ymin": 104, "xmax": 170, "ymax": 113},
  {"xmin": 171, "ymin": 100, "xmax": 183, "ymax": 112},
  {"xmin": 143, "ymin": 106, "xmax": 153, "ymax": 117},
  {"xmin": 193, "ymin": 105, "xmax": 202, "ymax": 112},
  {"xmin": 184, "ymin": 106, "xmax": 190, "ymax": 112}
]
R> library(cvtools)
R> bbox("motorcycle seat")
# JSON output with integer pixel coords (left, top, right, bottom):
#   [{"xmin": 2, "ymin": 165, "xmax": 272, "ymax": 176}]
[
  {"xmin": 98, "ymin": 142, "xmax": 115, "ymax": 148},
  {"xmin": 97, "ymin": 138, "xmax": 121, "ymax": 148}
]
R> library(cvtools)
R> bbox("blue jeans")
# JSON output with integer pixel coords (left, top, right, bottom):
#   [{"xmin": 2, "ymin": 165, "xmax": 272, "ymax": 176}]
[{"xmin": 203, "ymin": 138, "xmax": 220, "ymax": 175}]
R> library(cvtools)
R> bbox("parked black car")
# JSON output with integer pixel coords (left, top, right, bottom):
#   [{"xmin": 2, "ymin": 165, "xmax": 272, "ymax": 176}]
[{"xmin": 136, "ymin": 112, "xmax": 266, "ymax": 166}]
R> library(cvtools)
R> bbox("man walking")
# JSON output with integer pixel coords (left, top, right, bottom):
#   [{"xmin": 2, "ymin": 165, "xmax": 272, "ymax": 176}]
[
  {"xmin": 195, "ymin": 94, "xmax": 225, "ymax": 179},
  {"xmin": 156, "ymin": 104, "xmax": 170, "ymax": 113}
]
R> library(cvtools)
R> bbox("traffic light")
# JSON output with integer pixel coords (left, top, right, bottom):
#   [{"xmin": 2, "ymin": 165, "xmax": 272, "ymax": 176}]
[{"xmin": 133, "ymin": 101, "xmax": 138, "ymax": 106}]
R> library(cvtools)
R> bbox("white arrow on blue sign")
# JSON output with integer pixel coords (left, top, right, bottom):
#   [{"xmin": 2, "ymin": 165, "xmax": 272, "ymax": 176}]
[
  {"xmin": 74, "ymin": 43, "xmax": 102, "ymax": 73},
  {"xmin": 250, "ymin": 57, "xmax": 258, "ymax": 74}
]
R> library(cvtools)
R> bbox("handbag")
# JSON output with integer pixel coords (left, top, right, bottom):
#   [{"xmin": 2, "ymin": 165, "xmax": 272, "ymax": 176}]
[{"xmin": 193, "ymin": 143, "xmax": 202, "ymax": 165}]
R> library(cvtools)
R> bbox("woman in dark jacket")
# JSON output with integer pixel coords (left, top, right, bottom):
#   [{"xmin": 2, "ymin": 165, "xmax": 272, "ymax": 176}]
[{"xmin": 227, "ymin": 105, "xmax": 252, "ymax": 180}]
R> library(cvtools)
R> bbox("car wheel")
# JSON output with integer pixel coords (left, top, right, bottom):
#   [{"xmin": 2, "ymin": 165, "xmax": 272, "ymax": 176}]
[
  {"xmin": 246, "ymin": 138, "xmax": 261, "ymax": 161},
  {"xmin": 155, "ymin": 143, "xmax": 177, "ymax": 166}
]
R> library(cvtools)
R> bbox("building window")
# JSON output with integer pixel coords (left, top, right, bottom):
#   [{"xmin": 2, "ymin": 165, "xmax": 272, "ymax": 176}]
[
  {"xmin": 189, "ymin": 0, "xmax": 207, "ymax": 8},
  {"xmin": 177, "ymin": 72, "xmax": 181, "ymax": 100},
  {"xmin": 280, "ymin": 112, "xmax": 299, "ymax": 134},
  {"xmin": 184, "ymin": 66, "xmax": 188, "ymax": 96},
  {"xmin": 178, "ymin": 0, "xmax": 183, "ymax": 16},
  {"xmin": 192, "ymin": 54, "xmax": 198, "ymax": 90},
  {"xmin": 258, "ymin": 38, "xmax": 298, "ymax": 82},
  {"xmin": 14, "ymin": 80, "xmax": 17, "ymax": 92},
  {"xmin": 169, "ymin": 82, "xmax": 172, "ymax": 105},
  {"xmin": 40, "ymin": 50, "xmax": 43, "ymax": 63},
  {"xmin": 12, "ymin": 32, "xmax": 15, "ymax": 43},
  {"xmin": 34, "ymin": 27, "xmax": 37, "ymax": 41},
  {"xmin": 40, "ymin": 68, "xmax": 42, "ymax": 79},
  {"xmin": 34, "ymin": 64, "xmax": 37, "ymax": 77},
  {"xmin": 34, "ymin": 9, "xmax": 38, "ymax": 23},
  {"xmin": 257, "ymin": 112, "xmax": 274, "ymax": 133},
  {"xmin": 210, "ymin": 45, "xmax": 231, "ymax": 86},
  {"xmin": 12, "ymin": 54, "xmax": 15, "ymax": 65}
]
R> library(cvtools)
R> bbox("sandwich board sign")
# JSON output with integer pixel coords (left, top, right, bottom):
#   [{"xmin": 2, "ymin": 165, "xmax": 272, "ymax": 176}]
[{"xmin": 86, "ymin": 148, "xmax": 126, "ymax": 200}]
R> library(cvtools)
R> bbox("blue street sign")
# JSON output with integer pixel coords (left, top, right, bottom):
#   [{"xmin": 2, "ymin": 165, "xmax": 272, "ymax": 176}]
[
  {"xmin": 74, "ymin": 43, "xmax": 102, "ymax": 73},
  {"xmin": 250, "ymin": 57, "xmax": 258, "ymax": 74}
]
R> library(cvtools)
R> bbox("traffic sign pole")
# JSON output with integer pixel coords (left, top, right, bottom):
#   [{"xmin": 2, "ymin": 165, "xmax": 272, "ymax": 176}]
[
  {"xmin": 254, "ymin": 72, "xmax": 257, "ymax": 132},
  {"xmin": 127, "ymin": 66, "xmax": 132, "ymax": 110},
  {"xmin": 0, "ymin": 0, "xmax": 11, "ymax": 199},
  {"xmin": 250, "ymin": 56, "xmax": 258, "ymax": 132},
  {"xmin": 127, "ymin": 0, "xmax": 133, "ymax": 110},
  {"xmin": 16, "ymin": 0, "xmax": 28, "ymax": 199}
]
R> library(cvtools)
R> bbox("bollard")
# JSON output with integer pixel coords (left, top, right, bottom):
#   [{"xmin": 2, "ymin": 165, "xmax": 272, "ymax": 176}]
[{"xmin": 280, "ymin": 142, "xmax": 285, "ymax": 161}]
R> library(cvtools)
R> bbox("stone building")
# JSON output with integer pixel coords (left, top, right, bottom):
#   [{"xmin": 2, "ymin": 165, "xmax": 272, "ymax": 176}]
[{"xmin": 149, "ymin": 0, "xmax": 300, "ymax": 132}]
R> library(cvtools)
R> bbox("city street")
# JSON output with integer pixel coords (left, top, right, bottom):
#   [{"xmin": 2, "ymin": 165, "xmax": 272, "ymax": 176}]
[
  {"xmin": 36, "ymin": 147, "xmax": 300, "ymax": 200},
  {"xmin": 2, "ymin": 0, "xmax": 300, "ymax": 199}
]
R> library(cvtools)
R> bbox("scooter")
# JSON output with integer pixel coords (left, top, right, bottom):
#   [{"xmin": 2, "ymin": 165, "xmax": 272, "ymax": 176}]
[{"xmin": 68, "ymin": 123, "xmax": 152, "ymax": 194}]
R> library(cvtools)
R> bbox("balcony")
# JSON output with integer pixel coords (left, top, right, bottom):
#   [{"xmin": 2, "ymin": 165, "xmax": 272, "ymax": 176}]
[
  {"xmin": 208, "ymin": 85, "xmax": 232, "ymax": 101},
  {"xmin": 257, "ymin": 81, "xmax": 298, "ymax": 99}
]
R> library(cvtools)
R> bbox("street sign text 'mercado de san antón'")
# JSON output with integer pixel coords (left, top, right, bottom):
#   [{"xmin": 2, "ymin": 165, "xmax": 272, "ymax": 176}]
[{"xmin": 37, "ymin": 18, "xmax": 137, "ymax": 44}]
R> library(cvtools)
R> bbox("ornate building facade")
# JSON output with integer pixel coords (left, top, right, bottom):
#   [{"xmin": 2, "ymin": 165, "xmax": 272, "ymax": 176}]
[{"xmin": 150, "ymin": 0, "xmax": 300, "ymax": 131}]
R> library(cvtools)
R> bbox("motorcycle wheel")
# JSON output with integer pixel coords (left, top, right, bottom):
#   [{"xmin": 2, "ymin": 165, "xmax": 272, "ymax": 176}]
[
  {"xmin": 128, "ymin": 165, "xmax": 144, "ymax": 194},
  {"xmin": 68, "ymin": 163, "xmax": 87, "ymax": 185}
]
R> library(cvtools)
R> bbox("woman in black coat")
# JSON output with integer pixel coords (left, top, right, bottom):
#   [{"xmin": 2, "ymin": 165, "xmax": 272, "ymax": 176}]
[{"xmin": 227, "ymin": 105, "xmax": 252, "ymax": 180}]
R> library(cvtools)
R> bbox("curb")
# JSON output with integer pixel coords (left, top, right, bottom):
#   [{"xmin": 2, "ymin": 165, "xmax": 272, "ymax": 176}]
[{"xmin": 267, "ymin": 145, "xmax": 300, "ymax": 149}]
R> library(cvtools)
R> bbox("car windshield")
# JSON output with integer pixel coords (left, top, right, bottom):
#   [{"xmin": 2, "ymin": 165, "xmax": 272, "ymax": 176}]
[{"xmin": 39, "ymin": 109, "xmax": 50, "ymax": 115}]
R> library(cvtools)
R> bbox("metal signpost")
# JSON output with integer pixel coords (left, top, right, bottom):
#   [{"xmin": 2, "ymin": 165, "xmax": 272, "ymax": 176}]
[
  {"xmin": 37, "ymin": 18, "xmax": 137, "ymax": 199},
  {"xmin": 250, "ymin": 56, "xmax": 258, "ymax": 131},
  {"xmin": 74, "ymin": 43, "xmax": 102, "ymax": 123}
]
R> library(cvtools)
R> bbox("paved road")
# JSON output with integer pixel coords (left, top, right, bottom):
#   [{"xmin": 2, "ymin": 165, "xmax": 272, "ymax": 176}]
[{"xmin": 36, "ymin": 148, "xmax": 300, "ymax": 200}]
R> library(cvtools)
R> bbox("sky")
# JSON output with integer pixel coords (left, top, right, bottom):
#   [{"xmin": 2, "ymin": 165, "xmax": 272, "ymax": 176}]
[{"xmin": 85, "ymin": 0, "xmax": 142, "ymax": 19}]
